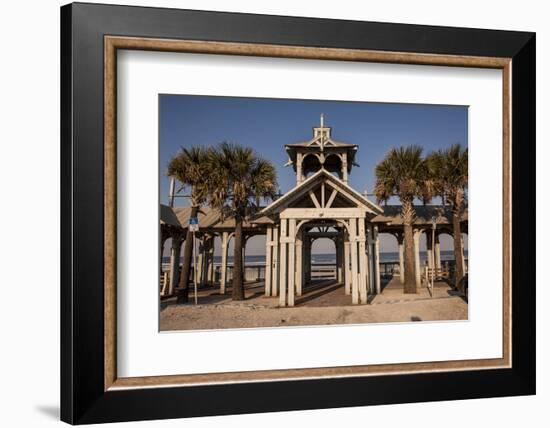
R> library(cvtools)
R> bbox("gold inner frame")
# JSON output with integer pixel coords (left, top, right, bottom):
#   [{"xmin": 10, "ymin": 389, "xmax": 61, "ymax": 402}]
[{"xmin": 104, "ymin": 36, "xmax": 512, "ymax": 391}]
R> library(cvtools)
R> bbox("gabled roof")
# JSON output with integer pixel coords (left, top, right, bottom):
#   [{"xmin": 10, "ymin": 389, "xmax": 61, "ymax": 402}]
[{"xmin": 257, "ymin": 169, "xmax": 383, "ymax": 217}]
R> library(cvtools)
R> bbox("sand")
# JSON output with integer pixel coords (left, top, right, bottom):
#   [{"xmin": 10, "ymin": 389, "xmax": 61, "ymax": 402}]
[{"xmin": 160, "ymin": 280, "xmax": 468, "ymax": 331}]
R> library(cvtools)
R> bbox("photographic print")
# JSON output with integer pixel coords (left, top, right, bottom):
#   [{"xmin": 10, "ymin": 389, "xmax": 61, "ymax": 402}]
[
  {"xmin": 61, "ymin": 6, "xmax": 534, "ymax": 422},
  {"xmin": 159, "ymin": 95, "xmax": 469, "ymax": 331}
]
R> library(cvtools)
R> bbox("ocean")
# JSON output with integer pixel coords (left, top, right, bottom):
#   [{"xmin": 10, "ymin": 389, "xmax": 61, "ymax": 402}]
[{"xmin": 163, "ymin": 250, "xmax": 466, "ymax": 266}]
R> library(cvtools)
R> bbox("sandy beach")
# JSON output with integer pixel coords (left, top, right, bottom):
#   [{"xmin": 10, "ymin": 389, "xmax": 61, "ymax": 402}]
[{"xmin": 160, "ymin": 279, "xmax": 467, "ymax": 331}]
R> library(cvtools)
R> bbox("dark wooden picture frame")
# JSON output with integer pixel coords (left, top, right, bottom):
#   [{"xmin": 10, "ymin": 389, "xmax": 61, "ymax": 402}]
[{"xmin": 61, "ymin": 2, "xmax": 535, "ymax": 424}]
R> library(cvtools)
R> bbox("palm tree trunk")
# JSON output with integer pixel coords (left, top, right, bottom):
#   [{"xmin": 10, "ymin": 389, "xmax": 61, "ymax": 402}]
[
  {"xmin": 452, "ymin": 210, "xmax": 464, "ymax": 289},
  {"xmin": 176, "ymin": 205, "xmax": 199, "ymax": 304},
  {"xmin": 402, "ymin": 199, "xmax": 417, "ymax": 294},
  {"xmin": 232, "ymin": 214, "xmax": 245, "ymax": 300}
]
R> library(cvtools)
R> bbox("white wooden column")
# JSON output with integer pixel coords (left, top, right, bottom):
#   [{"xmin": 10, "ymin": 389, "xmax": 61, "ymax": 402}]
[
  {"xmin": 296, "ymin": 228, "xmax": 303, "ymax": 296},
  {"xmin": 336, "ymin": 234, "xmax": 343, "ymax": 283},
  {"xmin": 414, "ymin": 230, "xmax": 421, "ymax": 288},
  {"xmin": 374, "ymin": 225, "xmax": 381, "ymax": 294},
  {"xmin": 296, "ymin": 153, "xmax": 303, "ymax": 185},
  {"xmin": 344, "ymin": 238, "xmax": 351, "ymax": 295},
  {"xmin": 287, "ymin": 219, "xmax": 297, "ymax": 307},
  {"xmin": 167, "ymin": 237, "xmax": 182, "ymax": 296},
  {"xmin": 426, "ymin": 233, "xmax": 434, "ymax": 269},
  {"xmin": 350, "ymin": 219, "xmax": 359, "ymax": 304},
  {"xmin": 305, "ymin": 235, "xmax": 311, "ymax": 284},
  {"xmin": 358, "ymin": 220, "xmax": 368, "ymax": 304},
  {"xmin": 265, "ymin": 227, "xmax": 273, "ymax": 296},
  {"xmin": 342, "ymin": 153, "xmax": 348, "ymax": 183},
  {"xmin": 242, "ymin": 236, "xmax": 247, "ymax": 283},
  {"xmin": 220, "ymin": 232, "xmax": 228, "ymax": 294},
  {"xmin": 279, "ymin": 219, "xmax": 288, "ymax": 306},
  {"xmin": 367, "ymin": 227, "xmax": 374, "ymax": 294},
  {"xmin": 207, "ymin": 238, "xmax": 214, "ymax": 285},
  {"xmin": 434, "ymin": 234, "xmax": 441, "ymax": 271},
  {"xmin": 398, "ymin": 235, "xmax": 405, "ymax": 284},
  {"xmin": 271, "ymin": 227, "xmax": 279, "ymax": 296}
]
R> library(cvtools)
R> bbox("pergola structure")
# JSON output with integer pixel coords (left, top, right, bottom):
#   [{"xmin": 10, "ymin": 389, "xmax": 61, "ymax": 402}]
[{"xmin": 160, "ymin": 116, "xmax": 468, "ymax": 306}]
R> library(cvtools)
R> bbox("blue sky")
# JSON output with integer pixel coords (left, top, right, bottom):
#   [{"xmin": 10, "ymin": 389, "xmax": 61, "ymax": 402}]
[{"xmin": 159, "ymin": 94, "xmax": 467, "ymax": 255}]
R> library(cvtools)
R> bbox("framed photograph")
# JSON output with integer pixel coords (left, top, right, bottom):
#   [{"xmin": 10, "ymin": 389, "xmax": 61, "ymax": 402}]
[{"xmin": 61, "ymin": 2, "xmax": 535, "ymax": 424}]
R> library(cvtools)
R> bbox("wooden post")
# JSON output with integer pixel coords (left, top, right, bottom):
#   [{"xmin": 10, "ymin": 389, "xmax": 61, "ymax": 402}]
[
  {"xmin": 358, "ymin": 220, "xmax": 368, "ymax": 304},
  {"xmin": 288, "ymin": 219, "xmax": 296, "ymax": 307},
  {"xmin": 414, "ymin": 229, "xmax": 421, "ymax": 288},
  {"xmin": 296, "ymin": 153, "xmax": 303, "ymax": 185},
  {"xmin": 220, "ymin": 232, "xmax": 228, "ymax": 294},
  {"xmin": 167, "ymin": 236, "xmax": 182, "ymax": 296},
  {"xmin": 296, "ymin": 227, "xmax": 303, "ymax": 296},
  {"xmin": 426, "ymin": 233, "xmax": 434, "ymax": 269},
  {"xmin": 336, "ymin": 234, "xmax": 343, "ymax": 283},
  {"xmin": 207, "ymin": 237, "xmax": 214, "ymax": 285},
  {"xmin": 344, "ymin": 238, "xmax": 351, "ymax": 295},
  {"xmin": 271, "ymin": 227, "xmax": 279, "ymax": 296},
  {"xmin": 350, "ymin": 219, "xmax": 359, "ymax": 304},
  {"xmin": 279, "ymin": 219, "xmax": 288, "ymax": 306},
  {"xmin": 342, "ymin": 152, "xmax": 348, "ymax": 183},
  {"xmin": 398, "ymin": 234, "xmax": 405, "ymax": 285},
  {"xmin": 302, "ymin": 229, "xmax": 311, "ymax": 291},
  {"xmin": 265, "ymin": 227, "xmax": 273, "ymax": 296},
  {"xmin": 434, "ymin": 234, "xmax": 441, "ymax": 271},
  {"xmin": 374, "ymin": 225, "xmax": 381, "ymax": 294}
]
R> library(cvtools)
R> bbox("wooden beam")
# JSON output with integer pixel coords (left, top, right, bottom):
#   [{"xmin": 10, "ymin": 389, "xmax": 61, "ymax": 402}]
[
  {"xmin": 326, "ymin": 188, "xmax": 338, "ymax": 208},
  {"xmin": 308, "ymin": 190, "xmax": 321, "ymax": 208},
  {"xmin": 281, "ymin": 208, "xmax": 366, "ymax": 219}
]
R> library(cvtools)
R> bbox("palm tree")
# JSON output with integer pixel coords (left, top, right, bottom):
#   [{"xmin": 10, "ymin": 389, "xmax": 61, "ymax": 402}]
[
  {"xmin": 206, "ymin": 143, "xmax": 277, "ymax": 300},
  {"xmin": 426, "ymin": 144, "xmax": 468, "ymax": 289},
  {"xmin": 374, "ymin": 146, "xmax": 429, "ymax": 294},
  {"xmin": 167, "ymin": 146, "xmax": 210, "ymax": 304}
]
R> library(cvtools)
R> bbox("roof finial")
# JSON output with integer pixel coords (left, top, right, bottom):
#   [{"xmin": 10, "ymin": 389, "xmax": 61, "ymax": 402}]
[{"xmin": 320, "ymin": 113, "xmax": 324, "ymax": 128}]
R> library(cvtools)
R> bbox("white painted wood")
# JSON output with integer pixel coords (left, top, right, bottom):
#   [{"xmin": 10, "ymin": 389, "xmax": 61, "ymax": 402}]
[
  {"xmin": 324, "ymin": 179, "xmax": 374, "ymax": 211},
  {"xmin": 296, "ymin": 228, "xmax": 303, "ymax": 296},
  {"xmin": 265, "ymin": 227, "xmax": 272, "ymax": 296},
  {"xmin": 308, "ymin": 190, "xmax": 321, "ymax": 208},
  {"xmin": 344, "ymin": 239, "xmax": 351, "ymax": 295},
  {"xmin": 167, "ymin": 237, "xmax": 182, "ymax": 296},
  {"xmin": 414, "ymin": 230, "xmax": 421, "ymax": 288},
  {"xmin": 426, "ymin": 233, "xmax": 434, "ymax": 269},
  {"xmin": 280, "ymin": 207, "xmax": 365, "ymax": 219},
  {"xmin": 279, "ymin": 219, "xmax": 288, "ymax": 306},
  {"xmin": 288, "ymin": 219, "xmax": 296, "ymax": 307},
  {"xmin": 358, "ymin": 221, "xmax": 368, "ymax": 304},
  {"xmin": 196, "ymin": 239, "xmax": 204, "ymax": 285},
  {"xmin": 399, "ymin": 239, "xmax": 405, "ymax": 285},
  {"xmin": 207, "ymin": 239, "xmax": 214, "ymax": 285},
  {"xmin": 271, "ymin": 227, "xmax": 279, "ymax": 297},
  {"xmin": 434, "ymin": 236, "xmax": 441, "ymax": 270},
  {"xmin": 321, "ymin": 182, "xmax": 325, "ymax": 207},
  {"xmin": 220, "ymin": 232, "xmax": 228, "ymax": 294},
  {"xmin": 336, "ymin": 235, "xmax": 343, "ymax": 283},
  {"xmin": 326, "ymin": 188, "xmax": 338, "ymax": 208},
  {"xmin": 374, "ymin": 225, "xmax": 381, "ymax": 295},
  {"xmin": 367, "ymin": 229, "xmax": 374, "ymax": 294},
  {"xmin": 342, "ymin": 152, "xmax": 348, "ymax": 183},
  {"xmin": 350, "ymin": 219, "xmax": 359, "ymax": 305}
]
